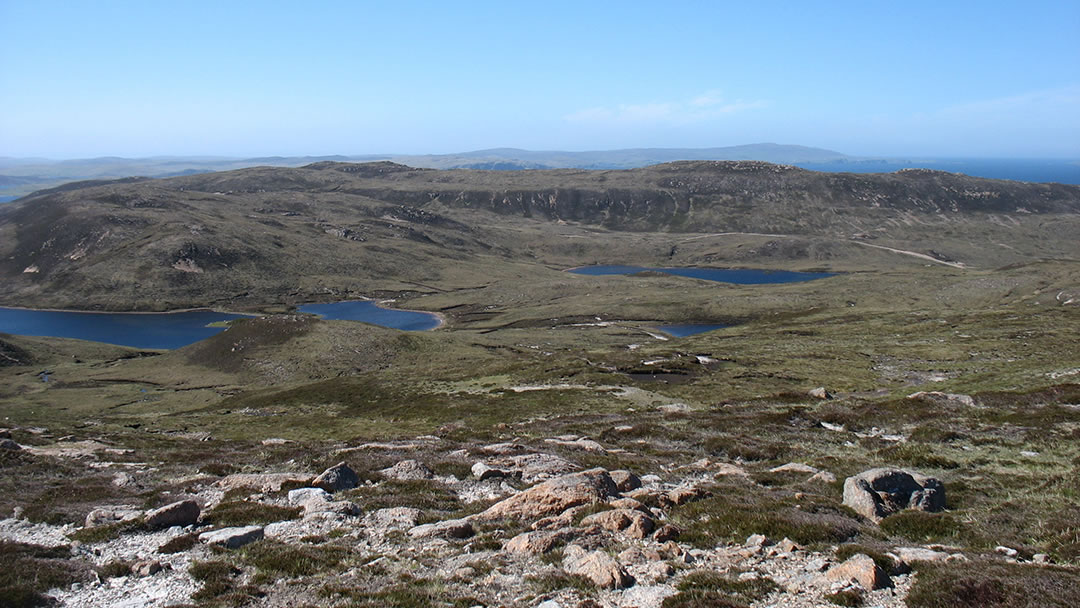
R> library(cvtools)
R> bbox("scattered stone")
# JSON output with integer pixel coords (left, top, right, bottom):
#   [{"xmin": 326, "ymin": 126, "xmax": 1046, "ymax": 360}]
[
  {"xmin": 995, "ymin": 545, "xmax": 1019, "ymax": 558},
  {"xmin": 200, "ymin": 525, "xmax": 264, "ymax": 549},
  {"xmin": 499, "ymin": 453, "xmax": 579, "ymax": 482},
  {"xmin": 653, "ymin": 524, "xmax": 680, "ymax": 543},
  {"xmin": 809, "ymin": 387, "xmax": 833, "ymax": 400},
  {"xmin": 366, "ymin": 507, "xmax": 422, "ymax": 531},
  {"xmin": 475, "ymin": 468, "xmax": 618, "ymax": 521},
  {"xmin": 313, "ymin": 462, "xmax": 360, "ymax": 492},
  {"xmin": 380, "ymin": 459, "xmax": 434, "ymax": 481},
  {"xmin": 545, "ymin": 437, "xmax": 606, "ymax": 452},
  {"xmin": 657, "ymin": 403, "xmax": 690, "ymax": 414},
  {"xmin": 132, "ymin": 559, "xmax": 164, "ymax": 577},
  {"xmin": 770, "ymin": 462, "xmax": 820, "ymax": 474},
  {"xmin": 842, "ymin": 468, "xmax": 945, "ymax": 522},
  {"xmin": 775, "ymin": 538, "xmax": 800, "ymax": 554},
  {"xmin": 1033, "ymin": 553, "xmax": 1051, "ymax": 564},
  {"xmin": 288, "ymin": 487, "xmax": 331, "ymax": 506},
  {"xmin": 580, "ymin": 508, "xmax": 654, "ymax": 539},
  {"xmin": 85, "ymin": 507, "xmax": 141, "ymax": 528},
  {"xmin": 562, "ymin": 543, "xmax": 633, "ymax": 589},
  {"xmin": 609, "ymin": 470, "xmax": 641, "ymax": 492},
  {"xmin": 809, "ymin": 470, "xmax": 838, "ymax": 484},
  {"xmin": 640, "ymin": 562, "xmax": 675, "ymax": 584},
  {"xmin": 824, "ymin": 553, "xmax": 891, "ymax": 590},
  {"xmin": 144, "ymin": 499, "xmax": 200, "ymax": 530},
  {"xmin": 260, "ymin": 438, "xmax": 293, "ymax": 445},
  {"xmin": 891, "ymin": 547, "xmax": 950, "ymax": 563},
  {"xmin": 608, "ymin": 497, "xmax": 649, "ymax": 513},
  {"xmin": 503, "ymin": 529, "xmax": 573, "ymax": 555},
  {"xmin": 907, "ymin": 391, "xmax": 976, "ymax": 407},
  {"xmin": 746, "ymin": 534, "xmax": 771, "ymax": 548},
  {"xmin": 407, "ymin": 518, "xmax": 474, "ymax": 540},
  {"xmin": 217, "ymin": 472, "xmax": 315, "ymax": 493},
  {"xmin": 664, "ymin": 486, "xmax": 710, "ymax": 507},
  {"xmin": 618, "ymin": 585, "xmax": 677, "ymax": 606},
  {"xmin": 472, "ymin": 462, "xmax": 510, "ymax": 481}
]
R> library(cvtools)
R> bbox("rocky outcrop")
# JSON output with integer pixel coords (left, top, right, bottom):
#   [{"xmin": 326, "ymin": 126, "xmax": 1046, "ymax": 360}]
[
  {"xmin": 843, "ymin": 468, "xmax": 945, "ymax": 522},
  {"xmin": 474, "ymin": 468, "xmax": 619, "ymax": 521}
]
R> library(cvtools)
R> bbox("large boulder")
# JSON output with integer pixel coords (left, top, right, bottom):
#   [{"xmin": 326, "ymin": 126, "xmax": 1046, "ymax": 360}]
[
  {"xmin": 144, "ymin": 499, "xmax": 200, "ymax": 530},
  {"xmin": 474, "ymin": 468, "xmax": 618, "ymax": 521},
  {"xmin": 407, "ymin": 518, "xmax": 474, "ymax": 540},
  {"xmin": 823, "ymin": 553, "xmax": 891, "ymax": 590},
  {"xmin": 842, "ymin": 468, "xmax": 945, "ymax": 522},
  {"xmin": 580, "ymin": 508, "xmax": 654, "ymax": 539},
  {"xmin": 503, "ymin": 529, "xmax": 574, "ymax": 556},
  {"xmin": 562, "ymin": 543, "xmax": 633, "ymax": 589},
  {"xmin": 199, "ymin": 525, "xmax": 264, "ymax": 549},
  {"xmin": 313, "ymin": 462, "xmax": 360, "ymax": 492}
]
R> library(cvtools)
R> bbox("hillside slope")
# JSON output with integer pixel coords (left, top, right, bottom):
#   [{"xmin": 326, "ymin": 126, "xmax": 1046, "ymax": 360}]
[{"xmin": 1, "ymin": 161, "xmax": 1077, "ymax": 310}]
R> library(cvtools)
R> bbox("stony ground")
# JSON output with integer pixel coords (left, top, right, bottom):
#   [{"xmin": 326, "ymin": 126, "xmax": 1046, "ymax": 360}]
[{"xmin": 3, "ymin": 424, "xmax": 1068, "ymax": 608}]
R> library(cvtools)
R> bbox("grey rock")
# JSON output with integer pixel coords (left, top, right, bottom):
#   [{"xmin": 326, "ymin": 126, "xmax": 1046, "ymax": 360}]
[
  {"xmin": 0, "ymin": 439, "xmax": 21, "ymax": 450},
  {"xmin": 842, "ymin": 468, "xmax": 945, "ymax": 522},
  {"xmin": 891, "ymin": 547, "xmax": 950, "ymax": 563},
  {"xmin": 472, "ymin": 462, "xmax": 509, "ymax": 481},
  {"xmin": 380, "ymin": 459, "xmax": 434, "ymax": 481},
  {"xmin": 144, "ymin": 499, "xmax": 200, "ymax": 530},
  {"xmin": 132, "ymin": 559, "xmax": 164, "ymax": 577},
  {"xmin": 199, "ymin": 525, "xmax": 264, "ymax": 549},
  {"xmin": 287, "ymin": 487, "xmax": 331, "ymax": 506},
  {"xmin": 809, "ymin": 387, "xmax": 833, "ymax": 399},
  {"xmin": 85, "ymin": 507, "xmax": 141, "ymax": 528},
  {"xmin": 407, "ymin": 518, "xmax": 474, "ymax": 539},
  {"xmin": 367, "ymin": 507, "xmax": 423, "ymax": 530},
  {"xmin": 312, "ymin": 462, "xmax": 360, "ymax": 492}
]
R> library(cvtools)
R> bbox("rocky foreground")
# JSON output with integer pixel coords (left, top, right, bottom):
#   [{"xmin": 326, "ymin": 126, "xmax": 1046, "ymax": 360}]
[{"xmin": 2, "ymin": 429, "xmax": 1061, "ymax": 608}]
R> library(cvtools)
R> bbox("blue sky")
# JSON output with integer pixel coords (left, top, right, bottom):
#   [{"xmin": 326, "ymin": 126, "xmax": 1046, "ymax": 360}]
[{"xmin": 1, "ymin": 0, "xmax": 1078, "ymax": 158}]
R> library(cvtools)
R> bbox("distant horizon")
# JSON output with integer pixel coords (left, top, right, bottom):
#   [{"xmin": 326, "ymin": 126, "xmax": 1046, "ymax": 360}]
[{"xmin": 2, "ymin": 144, "xmax": 1078, "ymax": 163}]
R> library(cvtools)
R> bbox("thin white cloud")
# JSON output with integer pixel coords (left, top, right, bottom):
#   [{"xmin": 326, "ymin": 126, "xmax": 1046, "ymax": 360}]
[
  {"xmin": 565, "ymin": 91, "xmax": 768, "ymax": 125},
  {"xmin": 933, "ymin": 85, "xmax": 1080, "ymax": 122}
]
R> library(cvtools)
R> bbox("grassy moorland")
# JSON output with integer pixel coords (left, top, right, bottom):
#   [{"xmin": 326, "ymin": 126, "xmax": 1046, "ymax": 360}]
[{"xmin": 0, "ymin": 162, "xmax": 1078, "ymax": 607}]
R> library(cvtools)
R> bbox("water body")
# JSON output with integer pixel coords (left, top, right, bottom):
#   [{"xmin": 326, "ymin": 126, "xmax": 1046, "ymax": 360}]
[
  {"xmin": 568, "ymin": 265, "xmax": 835, "ymax": 284},
  {"xmin": 298, "ymin": 300, "xmax": 441, "ymax": 331},
  {"xmin": 0, "ymin": 307, "xmax": 248, "ymax": 349},
  {"xmin": 654, "ymin": 323, "xmax": 729, "ymax": 337}
]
